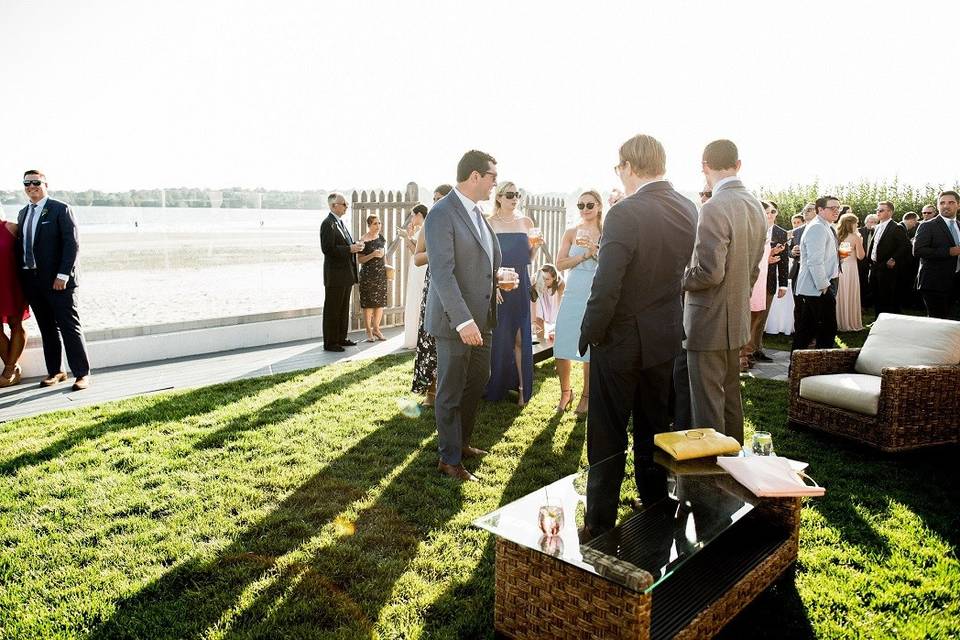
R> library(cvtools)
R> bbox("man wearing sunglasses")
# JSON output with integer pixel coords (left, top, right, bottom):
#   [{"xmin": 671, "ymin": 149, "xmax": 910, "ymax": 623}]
[{"xmin": 16, "ymin": 170, "xmax": 91, "ymax": 390}]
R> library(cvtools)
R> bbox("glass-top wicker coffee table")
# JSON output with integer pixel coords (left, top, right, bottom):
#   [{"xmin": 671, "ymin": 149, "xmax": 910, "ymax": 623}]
[{"xmin": 473, "ymin": 452, "xmax": 801, "ymax": 639}]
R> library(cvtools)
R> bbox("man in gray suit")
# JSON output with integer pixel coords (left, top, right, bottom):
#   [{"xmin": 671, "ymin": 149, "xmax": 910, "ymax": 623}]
[
  {"xmin": 682, "ymin": 140, "xmax": 766, "ymax": 443},
  {"xmin": 424, "ymin": 150, "xmax": 503, "ymax": 482}
]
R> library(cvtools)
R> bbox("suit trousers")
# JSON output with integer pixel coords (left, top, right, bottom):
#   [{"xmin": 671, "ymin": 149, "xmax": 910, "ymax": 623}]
[
  {"xmin": 586, "ymin": 334, "xmax": 671, "ymax": 534},
  {"xmin": 686, "ymin": 348, "xmax": 744, "ymax": 443},
  {"xmin": 921, "ymin": 290, "xmax": 958, "ymax": 320},
  {"xmin": 435, "ymin": 335, "xmax": 491, "ymax": 466},
  {"xmin": 750, "ymin": 291, "xmax": 775, "ymax": 354},
  {"xmin": 323, "ymin": 285, "xmax": 352, "ymax": 346},
  {"xmin": 870, "ymin": 266, "xmax": 900, "ymax": 316},
  {"xmin": 671, "ymin": 348, "xmax": 692, "ymax": 430},
  {"xmin": 21, "ymin": 271, "xmax": 90, "ymax": 377},
  {"xmin": 792, "ymin": 293, "xmax": 837, "ymax": 351}
]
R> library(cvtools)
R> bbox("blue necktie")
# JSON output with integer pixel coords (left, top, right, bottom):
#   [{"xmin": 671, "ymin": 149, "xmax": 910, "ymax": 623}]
[{"xmin": 23, "ymin": 203, "xmax": 37, "ymax": 269}]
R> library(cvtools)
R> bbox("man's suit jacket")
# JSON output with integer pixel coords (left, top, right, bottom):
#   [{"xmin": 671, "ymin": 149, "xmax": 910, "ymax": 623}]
[
  {"xmin": 423, "ymin": 191, "xmax": 502, "ymax": 339},
  {"xmin": 683, "ymin": 179, "xmax": 766, "ymax": 351},
  {"xmin": 578, "ymin": 181, "xmax": 697, "ymax": 367},
  {"xmin": 319, "ymin": 212, "xmax": 359, "ymax": 287},
  {"xmin": 866, "ymin": 220, "xmax": 909, "ymax": 276},
  {"xmin": 794, "ymin": 216, "xmax": 839, "ymax": 297},
  {"xmin": 788, "ymin": 223, "xmax": 807, "ymax": 288},
  {"xmin": 15, "ymin": 198, "xmax": 80, "ymax": 289},
  {"xmin": 914, "ymin": 215, "xmax": 959, "ymax": 293},
  {"xmin": 766, "ymin": 224, "xmax": 789, "ymax": 295}
]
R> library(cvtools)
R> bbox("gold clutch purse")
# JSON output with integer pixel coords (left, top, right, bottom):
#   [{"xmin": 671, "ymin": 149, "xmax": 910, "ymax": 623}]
[{"xmin": 654, "ymin": 428, "xmax": 742, "ymax": 461}]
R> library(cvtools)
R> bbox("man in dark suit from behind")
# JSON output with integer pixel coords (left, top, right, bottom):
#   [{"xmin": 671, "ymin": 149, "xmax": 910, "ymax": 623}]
[
  {"xmin": 866, "ymin": 201, "xmax": 910, "ymax": 316},
  {"xmin": 320, "ymin": 193, "xmax": 364, "ymax": 352},
  {"xmin": 899, "ymin": 211, "xmax": 922, "ymax": 310},
  {"xmin": 914, "ymin": 190, "xmax": 960, "ymax": 319},
  {"xmin": 858, "ymin": 213, "xmax": 879, "ymax": 308},
  {"xmin": 16, "ymin": 170, "xmax": 91, "ymax": 390},
  {"xmin": 750, "ymin": 201, "xmax": 789, "ymax": 362},
  {"xmin": 578, "ymin": 134, "xmax": 697, "ymax": 537}
]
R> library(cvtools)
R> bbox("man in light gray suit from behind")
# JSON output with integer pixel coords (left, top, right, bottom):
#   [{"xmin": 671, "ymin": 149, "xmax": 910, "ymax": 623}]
[
  {"xmin": 424, "ymin": 149, "xmax": 503, "ymax": 483},
  {"xmin": 682, "ymin": 140, "xmax": 766, "ymax": 443}
]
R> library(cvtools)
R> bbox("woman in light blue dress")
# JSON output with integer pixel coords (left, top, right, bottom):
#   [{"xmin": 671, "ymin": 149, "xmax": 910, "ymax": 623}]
[{"xmin": 552, "ymin": 190, "xmax": 602, "ymax": 416}]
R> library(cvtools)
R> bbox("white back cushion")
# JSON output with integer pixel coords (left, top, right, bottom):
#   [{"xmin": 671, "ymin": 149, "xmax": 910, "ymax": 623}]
[{"xmin": 855, "ymin": 313, "xmax": 960, "ymax": 376}]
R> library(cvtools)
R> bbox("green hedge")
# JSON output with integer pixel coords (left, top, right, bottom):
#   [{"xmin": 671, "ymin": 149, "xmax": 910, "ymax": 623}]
[{"xmin": 760, "ymin": 180, "xmax": 959, "ymax": 227}]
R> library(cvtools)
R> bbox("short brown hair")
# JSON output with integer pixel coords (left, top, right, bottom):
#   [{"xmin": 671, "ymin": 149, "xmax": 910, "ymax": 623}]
[
  {"xmin": 619, "ymin": 134, "xmax": 666, "ymax": 177},
  {"xmin": 702, "ymin": 140, "xmax": 738, "ymax": 171},
  {"xmin": 878, "ymin": 200, "xmax": 895, "ymax": 214},
  {"xmin": 456, "ymin": 150, "xmax": 496, "ymax": 182},
  {"xmin": 366, "ymin": 214, "xmax": 380, "ymax": 226},
  {"xmin": 938, "ymin": 190, "xmax": 960, "ymax": 202},
  {"xmin": 23, "ymin": 169, "xmax": 45, "ymax": 179}
]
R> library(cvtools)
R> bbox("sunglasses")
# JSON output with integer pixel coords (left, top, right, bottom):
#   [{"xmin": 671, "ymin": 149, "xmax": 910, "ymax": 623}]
[
  {"xmin": 699, "ymin": 191, "xmax": 712, "ymax": 198},
  {"xmin": 23, "ymin": 180, "xmax": 44, "ymax": 187},
  {"xmin": 501, "ymin": 191, "xmax": 520, "ymax": 199},
  {"xmin": 576, "ymin": 202, "xmax": 597, "ymax": 211}
]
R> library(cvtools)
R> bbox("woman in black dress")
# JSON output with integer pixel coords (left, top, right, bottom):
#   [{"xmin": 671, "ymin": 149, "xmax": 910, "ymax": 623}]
[{"xmin": 358, "ymin": 215, "xmax": 387, "ymax": 341}]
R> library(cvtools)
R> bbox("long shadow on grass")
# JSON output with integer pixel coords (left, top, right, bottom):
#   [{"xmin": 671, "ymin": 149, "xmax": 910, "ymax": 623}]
[
  {"xmin": 0, "ymin": 371, "xmax": 306, "ymax": 476},
  {"xmin": 90, "ymin": 388, "xmax": 517, "ymax": 638},
  {"xmin": 421, "ymin": 412, "xmax": 588, "ymax": 638},
  {"xmin": 192, "ymin": 359, "xmax": 389, "ymax": 451}
]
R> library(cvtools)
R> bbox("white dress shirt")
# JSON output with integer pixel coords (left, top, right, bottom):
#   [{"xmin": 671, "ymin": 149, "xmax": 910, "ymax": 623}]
[
  {"xmin": 22, "ymin": 196, "xmax": 47, "ymax": 267},
  {"xmin": 870, "ymin": 219, "xmax": 891, "ymax": 262},
  {"xmin": 712, "ymin": 176, "xmax": 738, "ymax": 192}
]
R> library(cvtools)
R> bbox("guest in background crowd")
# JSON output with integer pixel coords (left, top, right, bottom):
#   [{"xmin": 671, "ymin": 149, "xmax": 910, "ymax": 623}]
[
  {"xmin": 790, "ymin": 213, "xmax": 805, "ymax": 230},
  {"xmin": 433, "ymin": 184, "xmax": 452, "ymax": 203},
  {"xmin": 749, "ymin": 201, "xmax": 788, "ymax": 364},
  {"xmin": 16, "ymin": 170, "xmax": 91, "ymax": 390},
  {"xmin": 358, "ymin": 215, "xmax": 388, "ymax": 342},
  {"xmin": 699, "ymin": 185, "xmax": 712, "ymax": 205},
  {"xmin": 866, "ymin": 201, "xmax": 910, "ymax": 316},
  {"xmin": 0, "ymin": 211, "xmax": 29, "ymax": 387},
  {"xmin": 921, "ymin": 204, "xmax": 938, "ymax": 222},
  {"xmin": 424, "ymin": 150, "xmax": 502, "ymax": 483},
  {"xmin": 914, "ymin": 190, "xmax": 960, "ymax": 319},
  {"xmin": 402, "ymin": 204, "xmax": 429, "ymax": 348},
  {"xmin": 858, "ymin": 212, "xmax": 880, "ymax": 308},
  {"xmin": 532, "ymin": 263, "xmax": 563, "ymax": 343},
  {"xmin": 899, "ymin": 211, "xmax": 922, "ymax": 309},
  {"xmin": 788, "ymin": 203, "xmax": 817, "ymax": 294},
  {"xmin": 553, "ymin": 190, "xmax": 602, "ymax": 415},
  {"xmin": 683, "ymin": 140, "xmax": 765, "ymax": 443},
  {"xmin": 835, "ymin": 212, "xmax": 866, "ymax": 331},
  {"xmin": 484, "ymin": 181, "xmax": 537, "ymax": 407},
  {"xmin": 320, "ymin": 192, "xmax": 363, "ymax": 352},
  {"xmin": 579, "ymin": 133, "xmax": 697, "ymax": 536},
  {"xmin": 793, "ymin": 196, "xmax": 841, "ymax": 350},
  {"xmin": 742, "ymin": 212, "xmax": 774, "ymax": 371},
  {"xmin": 411, "ymin": 198, "xmax": 441, "ymax": 405}
]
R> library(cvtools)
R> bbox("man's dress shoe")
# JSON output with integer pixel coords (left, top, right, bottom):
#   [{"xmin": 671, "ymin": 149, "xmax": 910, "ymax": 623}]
[
  {"xmin": 341, "ymin": 339, "xmax": 358, "ymax": 347},
  {"xmin": 40, "ymin": 372, "xmax": 68, "ymax": 387},
  {"xmin": 753, "ymin": 350, "xmax": 774, "ymax": 363},
  {"xmin": 324, "ymin": 345, "xmax": 345, "ymax": 352},
  {"xmin": 461, "ymin": 446, "xmax": 489, "ymax": 459},
  {"xmin": 72, "ymin": 376, "xmax": 91, "ymax": 391},
  {"xmin": 437, "ymin": 461, "xmax": 479, "ymax": 482}
]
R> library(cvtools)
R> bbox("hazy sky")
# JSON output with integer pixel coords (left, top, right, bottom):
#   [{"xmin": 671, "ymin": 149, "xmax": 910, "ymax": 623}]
[{"xmin": 2, "ymin": 0, "xmax": 956, "ymax": 196}]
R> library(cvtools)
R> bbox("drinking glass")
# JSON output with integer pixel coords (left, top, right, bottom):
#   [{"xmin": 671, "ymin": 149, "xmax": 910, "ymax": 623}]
[
  {"xmin": 752, "ymin": 431, "xmax": 774, "ymax": 456},
  {"xmin": 538, "ymin": 503, "xmax": 565, "ymax": 537},
  {"xmin": 497, "ymin": 267, "xmax": 518, "ymax": 291},
  {"xmin": 527, "ymin": 227, "xmax": 542, "ymax": 248},
  {"xmin": 575, "ymin": 228, "xmax": 590, "ymax": 248},
  {"xmin": 838, "ymin": 241, "xmax": 852, "ymax": 259}
]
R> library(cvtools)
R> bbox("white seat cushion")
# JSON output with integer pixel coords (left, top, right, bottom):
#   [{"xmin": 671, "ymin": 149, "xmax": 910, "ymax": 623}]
[
  {"xmin": 854, "ymin": 313, "xmax": 960, "ymax": 377},
  {"xmin": 799, "ymin": 373, "xmax": 882, "ymax": 416}
]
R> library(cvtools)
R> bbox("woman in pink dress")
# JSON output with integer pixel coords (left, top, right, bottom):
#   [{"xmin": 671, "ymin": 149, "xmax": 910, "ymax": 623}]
[
  {"xmin": 0, "ymin": 214, "xmax": 29, "ymax": 386},
  {"xmin": 741, "ymin": 238, "xmax": 772, "ymax": 371},
  {"xmin": 835, "ymin": 212, "xmax": 865, "ymax": 331}
]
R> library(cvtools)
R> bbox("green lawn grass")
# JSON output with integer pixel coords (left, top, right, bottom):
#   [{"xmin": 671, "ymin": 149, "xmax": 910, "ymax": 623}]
[{"xmin": 0, "ymin": 355, "xmax": 957, "ymax": 639}]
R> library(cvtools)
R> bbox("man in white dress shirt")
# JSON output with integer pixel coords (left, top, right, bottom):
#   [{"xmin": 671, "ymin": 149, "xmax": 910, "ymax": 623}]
[{"xmin": 792, "ymin": 195, "xmax": 841, "ymax": 351}]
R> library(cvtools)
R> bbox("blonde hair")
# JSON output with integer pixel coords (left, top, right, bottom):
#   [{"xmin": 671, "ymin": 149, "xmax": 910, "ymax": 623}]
[
  {"xmin": 618, "ymin": 134, "xmax": 666, "ymax": 177},
  {"xmin": 492, "ymin": 181, "xmax": 519, "ymax": 216},
  {"xmin": 837, "ymin": 212, "xmax": 859, "ymax": 242},
  {"xmin": 578, "ymin": 190, "xmax": 604, "ymax": 234}
]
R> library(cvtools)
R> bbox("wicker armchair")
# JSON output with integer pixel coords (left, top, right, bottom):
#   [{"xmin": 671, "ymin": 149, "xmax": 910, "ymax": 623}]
[{"xmin": 788, "ymin": 314, "xmax": 960, "ymax": 452}]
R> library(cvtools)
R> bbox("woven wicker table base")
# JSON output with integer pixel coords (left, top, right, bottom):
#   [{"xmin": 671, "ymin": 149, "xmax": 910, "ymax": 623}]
[{"xmin": 494, "ymin": 498, "xmax": 801, "ymax": 639}]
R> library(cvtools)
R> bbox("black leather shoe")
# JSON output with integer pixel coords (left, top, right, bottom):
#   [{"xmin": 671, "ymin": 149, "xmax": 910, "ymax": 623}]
[
  {"xmin": 324, "ymin": 345, "xmax": 345, "ymax": 352},
  {"xmin": 342, "ymin": 339, "xmax": 358, "ymax": 347},
  {"xmin": 753, "ymin": 350, "xmax": 774, "ymax": 363}
]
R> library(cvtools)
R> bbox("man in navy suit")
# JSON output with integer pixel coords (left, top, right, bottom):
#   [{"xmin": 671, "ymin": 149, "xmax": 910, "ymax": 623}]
[
  {"xmin": 914, "ymin": 190, "xmax": 960, "ymax": 319},
  {"xmin": 16, "ymin": 170, "xmax": 91, "ymax": 390},
  {"xmin": 319, "ymin": 193, "xmax": 364, "ymax": 352},
  {"xmin": 578, "ymin": 134, "xmax": 698, "ymax": 535}
]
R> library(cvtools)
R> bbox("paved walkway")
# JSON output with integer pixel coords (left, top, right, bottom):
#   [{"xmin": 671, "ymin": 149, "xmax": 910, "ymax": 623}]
[{"xmin": 0, "ymin": 329, "xmax": 790, "ymax": 423}]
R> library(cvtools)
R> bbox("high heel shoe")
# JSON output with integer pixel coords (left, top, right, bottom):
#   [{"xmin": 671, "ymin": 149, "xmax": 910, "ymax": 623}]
[
  {"xmin": 556, "ymin": 388, "xmax": 574, "ymax": 413},
  {"xmin": 9, "ymin": 364, "xmax": 22, "ymax": 386},
  {"xmin": 0, "ymin": 366, "xmax": 13, "ymax": 388}
]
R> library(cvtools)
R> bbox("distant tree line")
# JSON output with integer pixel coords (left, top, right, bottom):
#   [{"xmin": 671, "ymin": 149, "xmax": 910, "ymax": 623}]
[
  {"xmin": 761, "ymin": 180, "xmax": 959, "ymax": 226},
  {"xmin": 0, "ymin": 187, "xmax": 330, "ymax": 209}
]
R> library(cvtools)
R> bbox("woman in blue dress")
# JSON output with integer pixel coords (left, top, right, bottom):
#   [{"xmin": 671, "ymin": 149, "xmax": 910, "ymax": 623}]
[
  {"xmin": 484, "ymin": 181, "xmax": 539, "ymax": 406},
  {"xmin": 552, "ymin": 190, "xmax": 602, "ymax": 416}
]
